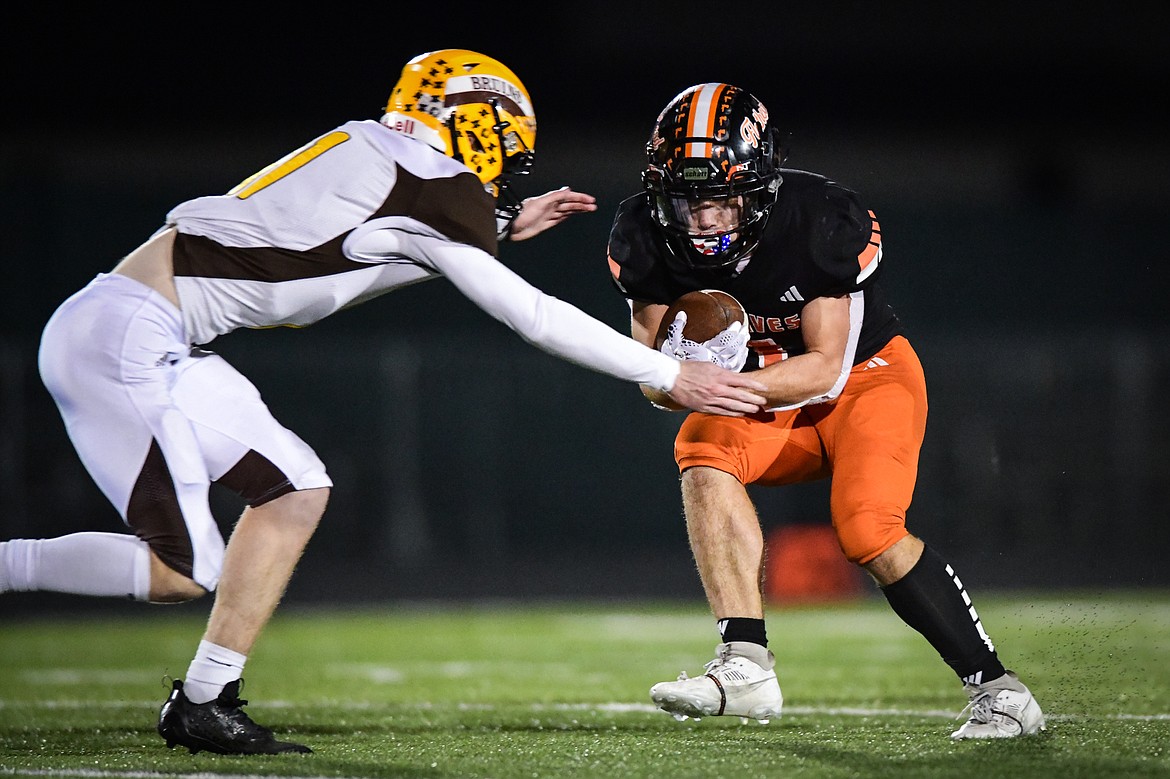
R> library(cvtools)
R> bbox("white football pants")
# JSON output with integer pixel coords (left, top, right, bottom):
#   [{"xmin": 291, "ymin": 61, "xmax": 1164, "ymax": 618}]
[{"xmin": 37, "ymin": 272, "xmax": 331, "ymax": 591}]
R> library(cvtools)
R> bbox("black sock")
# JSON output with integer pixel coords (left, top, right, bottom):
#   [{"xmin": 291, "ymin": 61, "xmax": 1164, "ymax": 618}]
[
  {"xmin": 880, "ymin": 544, "xmax": 1006, "ymax": 685},
  {"xmin": 717, "ymin": 617, "xmax": 768, "ymax": 648}
]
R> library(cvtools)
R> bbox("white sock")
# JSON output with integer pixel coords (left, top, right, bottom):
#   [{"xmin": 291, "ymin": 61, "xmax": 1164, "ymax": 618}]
[
  {"xmin": 184, "ymin": 640, "xmax": 248, "ymax": 704},
  {"xmin": 0, "ymin": 533, "xmax": 150, "ymax": 600}
]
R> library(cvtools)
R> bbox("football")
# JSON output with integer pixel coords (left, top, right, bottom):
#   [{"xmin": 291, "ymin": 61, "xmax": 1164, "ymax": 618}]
[{"xmin": 654, "ymin": 289, "xmax": 748, "ymax": 349}]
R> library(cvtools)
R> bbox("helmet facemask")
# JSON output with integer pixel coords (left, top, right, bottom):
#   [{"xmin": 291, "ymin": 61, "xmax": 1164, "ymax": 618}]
[
  {"xmin": 645, "ymin": 170, "xmax": 780, "ymax": 271},
  {"xmin": 451, "ymin": 98, "xmax": 534, "ymax": 228}
]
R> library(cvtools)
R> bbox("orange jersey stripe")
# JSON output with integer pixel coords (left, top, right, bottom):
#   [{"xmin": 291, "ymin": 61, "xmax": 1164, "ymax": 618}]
[
  {"xmin": 857, "ymin": 210, "xmax": 882, "ymax": 270},
  {"xmin": 607, "ymin": 255, "xmax": 622, "ymax": 282},
  {"xmin": 858, "ymin": 241, "xmax": 880, "ymax": 269}
]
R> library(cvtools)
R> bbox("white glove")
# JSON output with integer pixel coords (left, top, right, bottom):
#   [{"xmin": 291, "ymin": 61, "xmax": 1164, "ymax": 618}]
[
  {"xmin": 703, "ymin": 320, "xmax": 749, "ymax": 372},
  {"xmin": 660, "ymin": 311, "xmax": 717, "ymax": 363},
  {"xmin": 661, "ymin": 312, "xmax": 749, "ymax": 371}
]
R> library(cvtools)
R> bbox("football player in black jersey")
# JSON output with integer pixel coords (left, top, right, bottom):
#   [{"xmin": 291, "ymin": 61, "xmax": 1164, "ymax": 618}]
[{"xmin": 606, "ymin": 82, "xmax": 1045, "ymax": 739}]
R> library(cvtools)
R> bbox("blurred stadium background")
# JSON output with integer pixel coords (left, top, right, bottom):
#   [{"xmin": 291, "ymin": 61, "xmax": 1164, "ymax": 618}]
[{"xmin": 2, "ymin": 3, "xmax": 1167, "ymax": 614}]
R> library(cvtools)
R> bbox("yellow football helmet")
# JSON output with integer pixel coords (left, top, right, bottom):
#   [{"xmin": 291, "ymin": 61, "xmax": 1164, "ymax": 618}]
[{"xmin": 382, "ymin": 49, "xmax": 536, "ymax": 225}]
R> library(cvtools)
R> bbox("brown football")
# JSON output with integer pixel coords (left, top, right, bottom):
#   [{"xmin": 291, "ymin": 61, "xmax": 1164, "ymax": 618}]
[{"xmin": 654, "ymin": 289, "xmax": 748, "ymax": 349}]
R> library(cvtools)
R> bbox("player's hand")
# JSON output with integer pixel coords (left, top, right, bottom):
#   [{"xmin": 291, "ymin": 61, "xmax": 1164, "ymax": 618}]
[
  {"xmin": 507, "ymin": 186, "xmax": 598, "ymax": 241},
  {"xmin": 666, "ymin": 361, "xmax": 768, "ymax": 416},
  {"xmin": 703, "ymin": 320, "xmax": 749, "ymax": 372},
  {"xmin": 660, "ymin": 311, "xmax": 717, "ymax": 363}
]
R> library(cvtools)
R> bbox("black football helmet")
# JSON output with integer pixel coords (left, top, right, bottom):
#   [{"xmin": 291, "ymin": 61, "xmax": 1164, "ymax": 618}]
[{"xmin": 643, "ymin": 83, "xmax": 787, "ymax": 271}]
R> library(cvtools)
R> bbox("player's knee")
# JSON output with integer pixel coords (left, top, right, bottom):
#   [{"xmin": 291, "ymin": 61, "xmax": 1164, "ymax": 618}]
[
  {"xmin": 680, "ymin": 465, "xmax": 722, "ymax": 491},
  {"xmin": 861, "ymin": 534, "xmax": 923, "ymax": 585},
  {"xmin": 288, "ymin": 485, "xmax": 329, "ymax": 522},
  {"xmin": 301, "ymin": 485, "xmax": 330, "ymax": 514},
  {"xmin": 680, "ymin": 465, "xmax": 746, "ymax": 506},
  {"xmin": 834, "ymin": 508, "xmax": 908, "ymax": 566},
  {"xmin": 255, "ymin": 486, "xmax": 329, "ymax": 533},
  {"xmin": 147, "ymin": 554, "xmax": 209, "ymax": 604}
]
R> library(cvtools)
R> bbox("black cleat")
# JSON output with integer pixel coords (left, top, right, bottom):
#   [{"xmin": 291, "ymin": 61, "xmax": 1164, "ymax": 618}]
[{"xmin": 157, "ymin": 678, "xmax": 312, "ymax": 755}]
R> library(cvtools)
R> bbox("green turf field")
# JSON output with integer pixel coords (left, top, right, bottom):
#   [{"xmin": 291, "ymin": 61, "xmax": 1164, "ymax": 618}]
[{"xmin": 1, "ymin": 591, "xmax": 1167, "ymax": 778}]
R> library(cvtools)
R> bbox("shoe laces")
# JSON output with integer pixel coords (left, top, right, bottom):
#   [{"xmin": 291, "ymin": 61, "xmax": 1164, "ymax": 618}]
[
  {"xmin": 675, "ymin": 646, "xmax": 737, "ymax": 682},
  {"xmin": 957, "ymin": 689, "xmax": 996, "ymax": 724},
  {"xmin": 218, "ymin": 679, "xmax": 249, "ymax": 710},
  {"xmin": 704, "ymin": 651, "xmax": 731, "ymax": 674},
  {"xmin": 216, "ymin": 682, "xmax": 272, "ymax": 734},
  {"xmin": 672, "ymin": 648, "xmax": 733, "ymax": 683}
]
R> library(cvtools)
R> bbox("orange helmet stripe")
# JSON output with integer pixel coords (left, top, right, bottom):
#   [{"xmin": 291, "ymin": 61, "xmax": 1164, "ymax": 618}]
[{"xmin": 684, "ymin": 83, "xmax": 728, "ymax": 158}]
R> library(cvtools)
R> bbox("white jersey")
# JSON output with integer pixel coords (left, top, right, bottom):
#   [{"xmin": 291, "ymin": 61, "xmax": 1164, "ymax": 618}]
[{"xmin": 166, "ymin": 119, "xmax": 680, "ymax": 392}]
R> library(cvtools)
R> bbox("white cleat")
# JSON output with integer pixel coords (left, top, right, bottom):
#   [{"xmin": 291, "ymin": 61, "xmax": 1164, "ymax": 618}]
[
  {"xmin": 650, "ymin": 642, "xmax": 783, "ymax": 724},
  {"xmin": 950, "ymin": 671, "xmax": 1046, "ymax": 739}
]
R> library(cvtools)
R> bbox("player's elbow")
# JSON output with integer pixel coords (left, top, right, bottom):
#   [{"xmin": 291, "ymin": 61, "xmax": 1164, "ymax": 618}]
[
  {"xmin": 810, "ymin": 371, "xmax": 839, "ymax": 398},
  {"xmin": 807, "ymin": 353, "xmax": 844, "ymax": 396},
  {"xmin": 504, "ymin": 292, "xmax": 552, "ymax": 346}
]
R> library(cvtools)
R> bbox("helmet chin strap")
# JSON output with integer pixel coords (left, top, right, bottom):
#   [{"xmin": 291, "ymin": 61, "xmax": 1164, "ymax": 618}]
[
  {"xmin": 487, "ymin": 98, "xmax": 534, "ymax": 232},
  {"xmin": 494, "ymin": 179, "xmax": 524, "ymax": 225}
]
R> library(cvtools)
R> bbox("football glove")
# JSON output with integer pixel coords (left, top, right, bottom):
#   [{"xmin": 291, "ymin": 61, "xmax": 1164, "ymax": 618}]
[
  {"xmin": 703, "ymin": 320, "xmax": 750, "ymax": 372},
  {"xmin": 660, "ymin": 312, "xmax": 749, "ymax": 372},
  {"xmin": 660, "ymin": 311, "xmax": 715, "ymax": 363}
]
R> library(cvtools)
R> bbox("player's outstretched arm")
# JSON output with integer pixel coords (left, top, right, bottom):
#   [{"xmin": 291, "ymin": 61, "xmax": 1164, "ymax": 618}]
[
  {"xmin": 412, "ymin": 240, "xmax": 766, "ymax": 414},
  {"xmin": 664, "ymin": 361, "xmax": 767, "ymax": 417},
  {"xmin": 508, "ymin": 187, "xmax": 597, "ymax": 242}
]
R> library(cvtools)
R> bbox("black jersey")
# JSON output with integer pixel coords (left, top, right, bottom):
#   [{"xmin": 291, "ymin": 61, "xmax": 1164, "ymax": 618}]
[{"xmin": 607, "ymin": 170, "xmax": 904, "ymax": 368}]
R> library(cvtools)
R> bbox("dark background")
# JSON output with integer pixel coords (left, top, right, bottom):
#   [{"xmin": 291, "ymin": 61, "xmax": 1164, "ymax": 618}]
[{"xmin": 2, "ymin": 2, "xmax": 1167, "ymax": 613}]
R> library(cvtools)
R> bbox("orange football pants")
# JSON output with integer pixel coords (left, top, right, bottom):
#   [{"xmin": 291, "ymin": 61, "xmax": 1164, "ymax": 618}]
[{"xmin": 675, "ymin": 335, "xmax": 928, "ymax": 565}]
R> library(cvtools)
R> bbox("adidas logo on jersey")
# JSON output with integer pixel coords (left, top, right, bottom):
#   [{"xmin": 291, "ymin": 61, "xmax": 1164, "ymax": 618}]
[
  {"xmin": 779, "ymin": 285, "xmax": 804, "ymax": 302},
  {"xmin": 863, "ymin": 357, "xmax": 889, "ymax": 370}
]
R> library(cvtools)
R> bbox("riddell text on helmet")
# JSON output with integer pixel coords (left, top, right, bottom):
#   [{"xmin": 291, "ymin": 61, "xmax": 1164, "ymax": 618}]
[{"xmin": 387, "ymin": 117, "xmax": 418, "ymax": 135}]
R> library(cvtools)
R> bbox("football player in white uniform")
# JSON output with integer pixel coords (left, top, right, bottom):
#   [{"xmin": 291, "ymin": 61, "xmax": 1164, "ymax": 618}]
[{"xmin": 0, "ymin": 50, "xmax": 767, "ymax": 755}]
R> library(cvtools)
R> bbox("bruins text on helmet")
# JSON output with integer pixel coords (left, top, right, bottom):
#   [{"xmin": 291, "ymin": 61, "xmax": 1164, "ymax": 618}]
[
  {"xmin": 643, "ymin": 83, "xmax": 788, "ymax": 271},
  {"xmin": 381, "ymin": 49, "xmax": 537, "ymax": 230}
]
